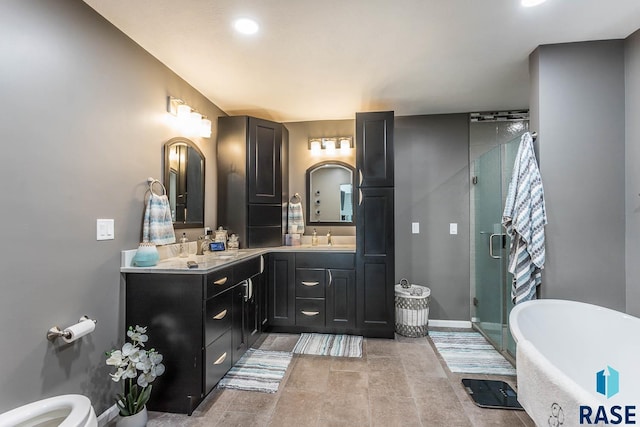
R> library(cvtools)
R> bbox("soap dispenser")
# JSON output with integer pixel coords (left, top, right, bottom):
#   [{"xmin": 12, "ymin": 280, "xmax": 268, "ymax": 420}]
[
  {"xmin": 311, "ymin": 229, "xmax": 318, "ymax": 246},
  {"xmin": 179, "ymin": 233, "xmax": 188, "ymax": 258}
]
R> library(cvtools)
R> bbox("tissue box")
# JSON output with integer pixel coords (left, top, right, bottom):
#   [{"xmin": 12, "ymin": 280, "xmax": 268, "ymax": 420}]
[{"xmin": 285, "ymin": 233, "xmax": 301, "ymax": 246}]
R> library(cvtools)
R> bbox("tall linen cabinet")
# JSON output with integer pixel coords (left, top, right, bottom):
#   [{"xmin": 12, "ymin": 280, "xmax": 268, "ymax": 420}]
[
  {"xmin": 355, "ymin": 111, "xmax": 395, "ymax": 338},
  {"xmin": 217, "ymin": 116, "xmax": 289, "ymax": 248}
]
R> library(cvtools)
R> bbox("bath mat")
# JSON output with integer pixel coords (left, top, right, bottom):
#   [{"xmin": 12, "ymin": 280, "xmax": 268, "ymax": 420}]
[
  {"xmin": 429, "ymin": 331, "xmax": 516, "ymax": 375},
  {"xmin": 292, "ymin": 333, "xmax": 363, "ymax": 358},
  {"xmin": 461, "ymin": 379, "xmax": 524, "ymax": 410},
  {"xmin": 217, "ymin": 348, "xmax": 293, "ymax": 393}
]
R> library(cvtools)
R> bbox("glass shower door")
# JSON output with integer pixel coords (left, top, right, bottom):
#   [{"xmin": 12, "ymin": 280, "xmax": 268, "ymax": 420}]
[
  {"xmin": 472, "ymin": 145, "xmax": 505, "ymax": 350},
  {"xmin": 471, "ymin": 135, "xmax": 522, "ymax": 357}
]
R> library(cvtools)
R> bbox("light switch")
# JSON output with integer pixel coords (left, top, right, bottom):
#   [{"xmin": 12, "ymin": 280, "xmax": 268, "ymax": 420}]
[
  {"xmin": 449, "ymin": 223, "xmax": 458, "ymax": 235},
  {"xmin": 97, "ymin": 219, "xmax": 115, "ymax": 240},
  {"xmin": 412, "ymin": 222, "xmax": 420, "ymax": 234}
]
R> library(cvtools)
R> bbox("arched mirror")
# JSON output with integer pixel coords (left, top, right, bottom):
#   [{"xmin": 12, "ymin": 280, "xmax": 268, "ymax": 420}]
[
  {"xmin": 306, "ymin": 161, "xmax": 355, "ymax": 225},
  {"xmin": 163, "ymin": 137, "xmax": 205, "ymax": 229}
]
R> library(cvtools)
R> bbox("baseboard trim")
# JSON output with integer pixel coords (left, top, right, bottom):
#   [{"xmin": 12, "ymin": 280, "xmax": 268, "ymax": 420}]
[
  {"xmin": 429, "ymin": 319, "xmax": 472, "ymax": 329},
  {"xmin": 97, "ymin": 404, "xmax": 119, "ymax": 427}
]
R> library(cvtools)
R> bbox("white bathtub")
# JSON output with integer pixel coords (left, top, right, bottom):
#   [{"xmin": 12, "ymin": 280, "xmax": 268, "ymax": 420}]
[{"xmin": 510, "ymin": 299, "xmax": 640, "ymax": 427}]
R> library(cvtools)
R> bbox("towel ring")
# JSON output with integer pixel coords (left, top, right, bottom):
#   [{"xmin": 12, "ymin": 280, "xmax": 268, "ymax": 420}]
[
  {"xmin": 146, "ymin": 177, "xmax": 166, "ymax": 197},
  {"xmin": 290, "ymin": 193, "xmax": 301, "ymax": 204}
]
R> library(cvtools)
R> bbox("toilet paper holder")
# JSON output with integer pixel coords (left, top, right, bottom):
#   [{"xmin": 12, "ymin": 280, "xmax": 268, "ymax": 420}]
[{"xmin": 47, "ymin": 316, "xmax": 97, "ymax": 342}]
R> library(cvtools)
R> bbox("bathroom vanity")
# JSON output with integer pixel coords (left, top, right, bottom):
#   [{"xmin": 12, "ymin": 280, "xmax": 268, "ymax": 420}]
[
  {"xmin": 121, "ymin": 246, "xmax": 355, "ymax": 414},
  {"xmin": 123, "ymin": 253, "xmax": 264, "ymax": 414}
]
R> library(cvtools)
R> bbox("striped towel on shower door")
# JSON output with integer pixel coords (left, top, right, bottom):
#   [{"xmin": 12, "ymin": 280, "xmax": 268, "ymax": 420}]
[{"xmin": 502, "ymin": 132, "xmax": 547, "ymax": 304}]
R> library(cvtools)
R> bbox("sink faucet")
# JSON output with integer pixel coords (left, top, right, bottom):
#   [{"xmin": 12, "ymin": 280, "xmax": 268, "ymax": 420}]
[
  {"xmin": 196, "ymin": 235, "xmax": 207, "ymax": 255},
  {"xmin": 327, "ymin": 229, "xmax": 332, "ymax": 246}
]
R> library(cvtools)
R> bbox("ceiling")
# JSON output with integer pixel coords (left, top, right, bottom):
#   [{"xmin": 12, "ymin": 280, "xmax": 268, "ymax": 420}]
[{"xmin": 83, "ymin": 0, "xmax": 640, "ymax": 122}]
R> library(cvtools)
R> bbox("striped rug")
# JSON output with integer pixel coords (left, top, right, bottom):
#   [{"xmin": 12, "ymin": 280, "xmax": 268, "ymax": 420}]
[
  {"xmin": 293, "ymin": 333, "xmax": 363, "ymax": 358},
  {"xmin": 217, "ymin": 349, "xmax": 292, "ymax": 393},
  {"xmin": 429, "ymin": 331, "xmax": 516, "ymax": 376}
]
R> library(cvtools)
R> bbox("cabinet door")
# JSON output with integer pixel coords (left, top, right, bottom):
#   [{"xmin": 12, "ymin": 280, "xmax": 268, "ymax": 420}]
[
  {"xmin": 356, "ymin": 188, "xmax": 395, "ymax": 337},
  {"xmin": 244, "ymin": 275, "xmax": 261, "ymax": 349},
  {"xmin": 326, "ymin": 269, "xmax": 356, "ymax": 329},
  {"xmin": 231, "ymin": 282, "xmax": 246, "ymax": 365},
  {"xmin": 248, "ymin": 117, "xmax": 282, "ymax": 204},
  {"xmin": 356, "ymin": 111, "xmax": 394, "ymax": 188},
  {"xmin": 268, "ymin": 253, "xmax": 295, "ymax": 326}
]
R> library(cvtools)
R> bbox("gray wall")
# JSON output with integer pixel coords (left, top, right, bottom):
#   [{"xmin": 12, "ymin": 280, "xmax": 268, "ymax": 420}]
[
  {"xmin": 395, "ymin": 114, "xmax": 470, "ymax": 320},
  {"xmin": 529, "ymin": 41, "xmax": 626, "ymax": 310},
  {"xmin": 284, "ymin": 120, "xmax": 356, "ymax": 236},
  {"xmin": 625, "ymin": 30, "xmax": 640, "ymax": 316},
  {"xmin": 0, "ymin": 0, "xmax": 225, "ymax": 413}
]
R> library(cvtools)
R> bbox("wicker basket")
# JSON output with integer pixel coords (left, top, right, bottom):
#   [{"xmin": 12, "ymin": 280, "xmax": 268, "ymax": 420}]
[{"xmin": 395, "ymin": 280, "xmax": 431, "ymax": 337}]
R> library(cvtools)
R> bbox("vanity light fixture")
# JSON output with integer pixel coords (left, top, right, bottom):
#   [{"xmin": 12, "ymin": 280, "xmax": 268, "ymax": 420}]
[
  {"xmin": 310, "ymin": 139, "xmax": 322, "ymax": 156},
  {"xmin": 324, "ymin": 138, "xmax": 337, "ymax": 155},
  {"xmin": 167, "ymin": 96, "xmax": 212, "ymax": 138},
  {"xmin": 308, "ymin": 137, "xmax": 353, "ymax": 156}
]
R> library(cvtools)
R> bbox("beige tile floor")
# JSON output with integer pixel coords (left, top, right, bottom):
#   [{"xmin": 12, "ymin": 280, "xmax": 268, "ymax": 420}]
[{"xmin": 146, "ymin": 331, "xmax": 535, "ymax": 427}]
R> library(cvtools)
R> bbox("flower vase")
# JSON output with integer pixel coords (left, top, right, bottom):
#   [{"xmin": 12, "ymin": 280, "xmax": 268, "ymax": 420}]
[
  {"xmin": 116, "ymin": 407, "xmax": 148, "ymax": 427},
  {"xmin": 132, "ymin": 242, "xmax": 159, "ymax": 267}
]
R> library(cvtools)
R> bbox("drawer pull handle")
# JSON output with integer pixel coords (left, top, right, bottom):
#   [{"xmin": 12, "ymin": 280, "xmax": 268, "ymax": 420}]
[
  {"xmin": 301, "ymin": 310, "xmax": 320, "ymax": 316},
  {"xmin": 301, "ymin": 281, "xmax": 320, "ymax": 287},
  {"xmin": 213, "ymin": 309, "xmax": 227, "ymax": 320},
  {"xmin": 213, "ymin": 352, "xmax": 227, "ymax": 365},
  {"xmin": 213, "ymin": 277, "xmax": 228, "ymax": 286}
]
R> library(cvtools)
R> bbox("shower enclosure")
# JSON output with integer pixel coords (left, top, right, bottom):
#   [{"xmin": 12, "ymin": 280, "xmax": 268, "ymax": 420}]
[{"xmin": 469, "ymin": 113, "xmax": 529, "ymax": 359}]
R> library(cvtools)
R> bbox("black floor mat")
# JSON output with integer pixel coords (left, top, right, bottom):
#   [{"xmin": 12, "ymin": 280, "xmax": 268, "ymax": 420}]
[{"xmin": 461, "ymin": 379, "xmax": 524, "ymax": 410}]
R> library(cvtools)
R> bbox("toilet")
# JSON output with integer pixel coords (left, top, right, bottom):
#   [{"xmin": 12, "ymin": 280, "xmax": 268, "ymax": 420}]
[{"xmin": 0, "ymin": 394, "xmax": 97, "ymax": 427}]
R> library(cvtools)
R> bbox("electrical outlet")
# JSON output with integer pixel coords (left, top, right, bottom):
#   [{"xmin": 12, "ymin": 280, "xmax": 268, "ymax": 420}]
[
  {"xmin": 412, "ymin": 222, "xmax": 420, "ymax": 234},
  {"xmin": 449, "ymin": 223, "xmax": 458, "ymax": 235}
]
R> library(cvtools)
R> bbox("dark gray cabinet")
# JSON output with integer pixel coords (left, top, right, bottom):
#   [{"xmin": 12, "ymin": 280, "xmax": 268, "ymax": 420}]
[
  {"xmin": 217, "ymin": 116, "xmax": 289, "ymax": 248},
  {"xmin": 356, "ymin": 111, "xmax": 394, "ymax": 188},
  {"xmin": 355, "ymin": 111, "xmax": 395, "ymax": 338},
  {"xmin": 267, "ymin": 252, "xmax": 356, "ymax": 333},
  {"xmin": 267, "ymin": 252, "xmax": 295, "ymax": 326},
  {"xmin": 124, "ymin": 256, "xmax": 263, "ymax": 415}
]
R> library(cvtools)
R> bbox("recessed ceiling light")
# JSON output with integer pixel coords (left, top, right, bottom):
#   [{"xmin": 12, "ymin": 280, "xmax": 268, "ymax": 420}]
[
  {"xmin": 521, "ymin": 0, "xmax": 547, "ymax": 7},
  {"xmin": 234, "ymin": 18, "xmax": 259, "ymax": 35}
]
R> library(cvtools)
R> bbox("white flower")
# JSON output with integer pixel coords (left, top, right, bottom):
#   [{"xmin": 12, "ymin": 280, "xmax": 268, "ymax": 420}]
[
  {"xmin": 127, "ymin": 328, "xmax": 148, "ymax": 346},
  {"xmin": 136, "ymin": 372, "xmax": 156, "ymax": 387},
  {"xmin": 106, "ymin": 350, "xmax": 124, "ymax": 367},
  {"xmin": 110, "ymin": 368, "xmax": 125, "ymax": 382},
  {"xmin": 149, "ymin": 351, "xmax": 163, "ymax": 365},
  {"xmin": 122, "ymin": 363, "xmax": 138, "ymax": 380},
  {"xmin": 121, "ymin": 342, "xmax": 135, "ymax": 356},
  {"xmin": 152, "ymin": 363, "xmax": 165, "ymax": 377}
]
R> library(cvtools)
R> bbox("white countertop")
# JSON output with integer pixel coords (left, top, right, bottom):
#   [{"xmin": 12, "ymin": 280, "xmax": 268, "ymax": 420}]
[{"xmin": 121, "ymin": 244, "xmax": 356, "ymax": 274}]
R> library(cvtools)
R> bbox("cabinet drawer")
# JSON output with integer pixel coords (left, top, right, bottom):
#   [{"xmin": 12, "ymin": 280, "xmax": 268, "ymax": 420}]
[
  {"xmin": 295, "ymin": 253, "xmax": 355, "ymax": 269},
  {"xmin": 295, "ymin": 298, "xmax": 325, "ymax": 327},
  {"xmin": 205, "ymin": 330, "xmax": 232, "ymax": 394},
  {"xmin": 206, "ymin": 266, "xmax": 234, "ymax": 298},
  {"xmin": 235, "ymin": 255, "xmax": 262, "ymax": 282},
  {"xmin": 295, "ymin": 268, "xmax": 325, "ymax": 298},
  {"xmin": 205, "ymin": 289, "xmax": 233, "ymax": 345}
]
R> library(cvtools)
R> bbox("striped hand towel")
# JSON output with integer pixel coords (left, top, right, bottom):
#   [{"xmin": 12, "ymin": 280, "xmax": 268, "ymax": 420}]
[
  {"xmin": 502, "ymin": 132, "xmax": 547, "ymax": 304},
  {"xmin": 142, "ymin": 193, "xmax": 176, "ymax": 245},
  {"xmin": 288, "ymin": 202, "xmax": 305, "ymax": 234}
]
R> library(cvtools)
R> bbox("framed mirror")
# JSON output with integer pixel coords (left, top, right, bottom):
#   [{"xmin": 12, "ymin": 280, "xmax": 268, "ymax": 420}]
[
  {"xmin": 306, "ymin": 161, "xmax": 355, "ymax": 225},
  {"xmin": 163, "ymin": 137, "xmax": 205, "ymax": 229}
]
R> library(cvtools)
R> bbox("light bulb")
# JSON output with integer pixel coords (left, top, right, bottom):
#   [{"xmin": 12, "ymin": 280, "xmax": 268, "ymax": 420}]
[
  {"xmin": 310, "ymin": 140, "xmax": 322, "ymax": 156},
  {"xmin": 324, "ymin": 139, "xmax": 336, "ymax": 155}
]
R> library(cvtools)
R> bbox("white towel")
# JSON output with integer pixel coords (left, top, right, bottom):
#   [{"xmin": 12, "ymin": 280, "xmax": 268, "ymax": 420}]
[
  {"xmin": 142, "ymin": 193, "xmax": 176, "ymax": 245},
  {"xmin": 288, "ymin": 202, "xmax": 305, "ymax": 234},
  {"xmin": 502, "ymin": 132, "xmax": 547, "ymax": 304},
  {"xmin": 517, "ymin": 339, "xmax": 603, "ymax": 427}
]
